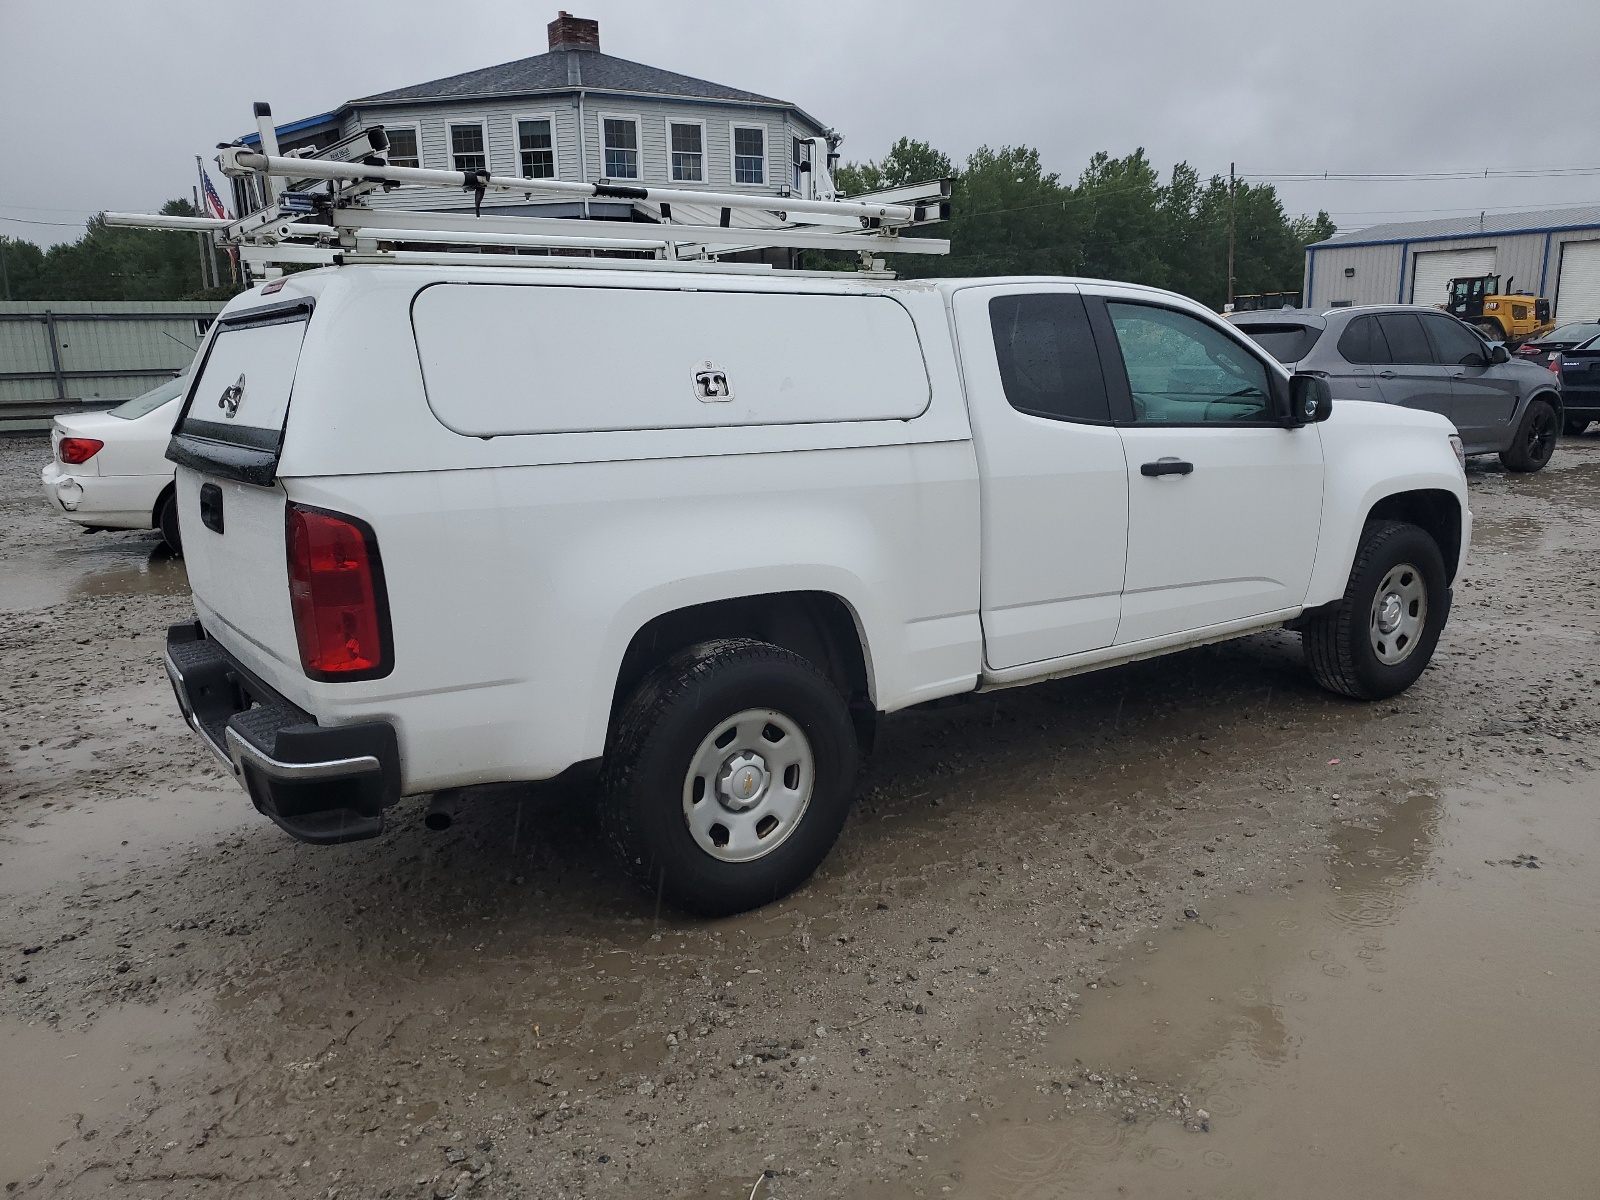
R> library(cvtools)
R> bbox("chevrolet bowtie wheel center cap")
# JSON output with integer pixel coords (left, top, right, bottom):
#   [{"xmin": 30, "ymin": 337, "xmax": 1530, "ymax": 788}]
[
  {"xmin": 717, "ymin": 751, "xmax": 771, "ymax": 812},
  {"xmin": 1377, "ymin": 592, "xmax": 1404, "ymax": 635}
]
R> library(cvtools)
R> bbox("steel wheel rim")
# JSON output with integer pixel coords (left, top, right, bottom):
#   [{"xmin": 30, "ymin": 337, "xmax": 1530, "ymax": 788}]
[
  {"xmin": 682, "ymin": 708, "xmax": 814, "ymax": 863},
  {"xmin": 1369, "ymin": 562, "xmax": 1427, "ymax": 666},
  {"xmin": 1527, "ymin": 406, "xmax": 1557, "ymax": 463}
]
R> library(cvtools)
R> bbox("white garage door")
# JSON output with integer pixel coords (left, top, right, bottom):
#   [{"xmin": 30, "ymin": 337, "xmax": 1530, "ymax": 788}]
[
  {"xmin": 1409, "ymin": 247, "xmax": 1496, "ymax": 306},
  {"xmin": 1555, "ymin": 239, "xmax": 1600, "ymax": 321}
]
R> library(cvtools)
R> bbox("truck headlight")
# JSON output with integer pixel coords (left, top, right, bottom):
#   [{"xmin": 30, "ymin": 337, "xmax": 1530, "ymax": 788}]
[{"xmin": 1448, "ymin": 434, "xmax": 1465, "ymax": 472}]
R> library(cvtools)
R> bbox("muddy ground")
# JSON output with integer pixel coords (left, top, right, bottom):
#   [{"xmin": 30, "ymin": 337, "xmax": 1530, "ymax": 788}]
[{"xmin": 2, "ymin": 433, "xmax": 1598, "ymax": 1199}]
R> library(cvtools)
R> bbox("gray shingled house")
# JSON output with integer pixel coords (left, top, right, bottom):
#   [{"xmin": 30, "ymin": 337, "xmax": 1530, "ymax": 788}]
[{"xmin": 229, "ymin": 12, "xmax": 833, "ymax": 228}]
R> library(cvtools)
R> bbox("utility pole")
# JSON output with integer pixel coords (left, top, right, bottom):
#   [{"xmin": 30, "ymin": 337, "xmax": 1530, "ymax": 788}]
[
  {"xmin": 0, "ymin": 237, "xmax": 10, "ymax": 301},
  {"xmin": 1226, "ymin": 162, "xmax": 1237, "ymax": 309}
]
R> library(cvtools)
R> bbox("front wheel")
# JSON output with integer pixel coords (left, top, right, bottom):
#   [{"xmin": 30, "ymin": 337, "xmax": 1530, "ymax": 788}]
[
  {"xmin": 1499, "ymin": 397, "xmax": 1559, "ymax": 472},
  {"xmin": 1302, "ymin": 521, "xmax": 1449, "ymax": 701},
  {"xmin": 1566, "ymin": 414, "xmax": 1592, "ymax": 436},
  {"xmin": 599, "ymin": 638, "xmax": 858, "ymax": 917}
]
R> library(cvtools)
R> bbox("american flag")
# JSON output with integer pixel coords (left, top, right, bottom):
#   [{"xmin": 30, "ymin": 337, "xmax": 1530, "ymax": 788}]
[{"xmin": 200, "ymin": 170, "xmax": 230, "ymax": 221}]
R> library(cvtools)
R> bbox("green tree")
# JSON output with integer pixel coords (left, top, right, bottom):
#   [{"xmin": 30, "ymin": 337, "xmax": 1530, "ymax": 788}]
[
  {"xmin": 0, "ymin": 200, "xmax": 242, "ymax": 302},
  {"xmin": 838, "ymin": 136, "xmax": 1334, "ymax": 308},
  {"xmin": 833, "ymin": 138, "xmax": 954, "ymax": 195}
]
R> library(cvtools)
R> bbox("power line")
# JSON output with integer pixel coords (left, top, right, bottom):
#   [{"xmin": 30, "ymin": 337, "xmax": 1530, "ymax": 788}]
[
  {"xmin": 1244, "ymin": 166, "xmax": 1600, "ymax": 182},
  {"xmin": 0, "ymin": 214, "xmax": 91, "ymax": 228}
]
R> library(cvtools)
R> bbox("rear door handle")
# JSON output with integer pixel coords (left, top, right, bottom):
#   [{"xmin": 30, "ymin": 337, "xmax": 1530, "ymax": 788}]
[
  {"xmin": 1377, "ymin": 370, "xmax": 1398, "ymax": 379},
  {"xmin": 1140, "ymin": 459, "xmax": 1194, "ymax": 477}
]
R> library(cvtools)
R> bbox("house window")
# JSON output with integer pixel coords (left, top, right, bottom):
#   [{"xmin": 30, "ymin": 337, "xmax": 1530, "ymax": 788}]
[
  {"xmin": 518, "ymin": 118, "xmax": 554, "ymax": 179},
  {"xmin": 792, "ymin": 136, "xmax": 807, "ymax": 190},
  {"xmin": 450, "ymin": 123, "xmax": 487, "ymax": 173},
  {"xmin": 670, "ymin": 122, "xmax": 704, "ymax": 182},
  {"xmin": 603, "ymin": 117, "xmax": 639, "ymax": 179},
  {"xmin": 385, "ymin": 126, "xmax": 420, "ymax": 168},
  {"xmin": 733, "ymin": 126, "xmax": 765, "ymax": 185}
]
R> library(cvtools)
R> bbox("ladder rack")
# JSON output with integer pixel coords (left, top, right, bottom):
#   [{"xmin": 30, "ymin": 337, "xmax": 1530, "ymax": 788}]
[{"xmin": 105, "ymin": 103, "xmax": 952, "ymax": 282}]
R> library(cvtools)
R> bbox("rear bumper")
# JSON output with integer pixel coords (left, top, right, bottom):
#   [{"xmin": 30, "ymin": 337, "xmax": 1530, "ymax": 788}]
[
  {"xmin": 40, "ymin": 460, "xmax": 162, "ymax": 529},
  {"xmin": 164, "ymin": 620, "xmax": 400, "ymax": 845}
]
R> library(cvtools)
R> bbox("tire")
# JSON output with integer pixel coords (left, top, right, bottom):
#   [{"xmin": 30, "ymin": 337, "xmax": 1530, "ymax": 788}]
[
  {"xmin": 156, "ymin": 489, "xmax": 182, "ymax": 556},
  {"xmin": 599, "ymin": 638, "xmax": 858, "ymax": 917},
  {"xmin": 1302, "ymin": 521, "xmax": 1449, "ymax": 701},
  {"xmin": 1499, "ymin": 397, "xmax": 1559, "ymax": 472},
  {"xmin": 1566, "ymin": 414, "xmax": 1592, "ymax": 437}
]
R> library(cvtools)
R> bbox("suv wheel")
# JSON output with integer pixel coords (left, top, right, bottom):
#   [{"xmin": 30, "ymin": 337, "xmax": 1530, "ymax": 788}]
[
  {"xmin": 1302, "ymin": 521, "xmax": 1449, "ymax": 701},
  {"xmin": 1565, "ymin": 414, "xmax": 1592, "ymax": 436},
  {"xmin": 1500, "ymin": 397, "xmax": 1559, "ymax": 471},
  {"xmin": 599, "ymin": 638, "xmax": 858, "ymax": 917}
]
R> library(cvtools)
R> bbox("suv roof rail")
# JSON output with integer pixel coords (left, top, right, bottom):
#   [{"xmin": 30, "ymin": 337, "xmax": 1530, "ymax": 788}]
[{"xmin": 105, "ymin": 104, "xmax": 952, "ymax": 284}]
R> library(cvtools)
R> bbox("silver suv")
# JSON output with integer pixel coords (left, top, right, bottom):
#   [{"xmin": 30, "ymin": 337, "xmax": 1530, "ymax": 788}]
[{"xmin": 1231, "ymin": 306, "xmax": 1563, "ymax": 471}]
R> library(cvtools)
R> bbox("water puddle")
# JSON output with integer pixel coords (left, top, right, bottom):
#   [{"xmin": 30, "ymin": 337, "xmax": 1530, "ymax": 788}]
[
  {"xmin": 0, "ymin": 1003, "xmax": 199, "ymax": 1186},
  {"xmin": 872, "ymin": 778, "xmax": 1600, "ymax": 1197},
  {"xmin": 0, "ymin": 536, "xmax": 187, "ymax": 613},
  {"xmin": 0, "ymin": 783, "xmax": 246, "ymax": 900}
]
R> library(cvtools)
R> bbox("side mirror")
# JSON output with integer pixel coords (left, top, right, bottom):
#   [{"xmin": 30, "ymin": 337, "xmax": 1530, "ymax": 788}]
[
  {"xmin": 1490, "ymin": 343, "xmax": 1510, "ymax": 364},
  {"xmin": 1288, "ymin": 373, "xmax": 1333, "ymax": 425}
]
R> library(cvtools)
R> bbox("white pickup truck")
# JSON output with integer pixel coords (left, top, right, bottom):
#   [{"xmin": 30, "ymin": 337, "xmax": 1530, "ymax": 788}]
[{"xmin": 163, "ymin": 264, "xmax": 1469, "ymax": 914}]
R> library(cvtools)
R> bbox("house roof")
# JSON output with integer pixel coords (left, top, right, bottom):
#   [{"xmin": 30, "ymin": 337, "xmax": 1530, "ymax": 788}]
[
  {"xmin": 1314, "ymin": 204, "xmax": 1600, "ymax": 248},
  {"xmin": 351, "ymin": 48, "xmax": 794, "ymax": 109}
]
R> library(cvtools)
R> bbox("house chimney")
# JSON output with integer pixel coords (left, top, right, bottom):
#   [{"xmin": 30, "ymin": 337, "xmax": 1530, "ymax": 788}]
[{"xmin": 548, "ymin": 11, "xmax": 599, "ymax": 52}]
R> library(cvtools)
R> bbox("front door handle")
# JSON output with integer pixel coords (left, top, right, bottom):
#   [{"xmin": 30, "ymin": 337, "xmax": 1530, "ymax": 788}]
[{"xmin": 1141, "ymin": 458, "xmax": 1194, "ymax": 477}]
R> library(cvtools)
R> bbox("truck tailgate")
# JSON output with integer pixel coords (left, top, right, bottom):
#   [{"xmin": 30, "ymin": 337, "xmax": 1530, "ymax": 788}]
[{"xmin": 176, "ymin": 467, "xmax": 301, "ymax": 677}]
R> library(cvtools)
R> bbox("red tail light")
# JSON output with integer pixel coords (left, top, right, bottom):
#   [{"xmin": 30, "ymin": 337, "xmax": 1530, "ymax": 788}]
[
  {"xmin": 1549, "ymin": 354, "xmax": 1563, "ymax": 373},
  {"xmin": 58, "ymin": 437, "xmax": 104, "ymax": 465},
  {"xmin": 285, "ymin": 504, "xmax": 393, "ymax": 681}
]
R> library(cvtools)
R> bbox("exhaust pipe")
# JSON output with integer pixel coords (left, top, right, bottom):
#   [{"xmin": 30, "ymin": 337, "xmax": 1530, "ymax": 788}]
[{"xmin": 424, "ymin": 795, "xmax": 454, "ymax": 832}]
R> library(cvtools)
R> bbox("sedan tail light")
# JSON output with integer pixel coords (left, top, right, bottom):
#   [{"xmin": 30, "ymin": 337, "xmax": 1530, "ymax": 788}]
[
  {"xmin": 1549, "ymin": 354, "xmax": 1563, "ymax": 373},
  {"xmin": 57, "ymin": 437, "xmax": 104, "ymax": 465},
  {"xmin": 285, "ymin": 504, "xmax": 393, "ymax": 681}
]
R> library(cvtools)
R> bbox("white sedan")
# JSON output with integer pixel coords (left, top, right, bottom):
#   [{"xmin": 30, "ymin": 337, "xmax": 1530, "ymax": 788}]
[{"xmin": 41, "ymin": 374, "xmax": 186, "ymax": 553}]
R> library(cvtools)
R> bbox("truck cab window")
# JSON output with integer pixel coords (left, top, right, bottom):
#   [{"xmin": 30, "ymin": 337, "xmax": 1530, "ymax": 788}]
[
  {"xmin": 1107, "ymin": 302, "xmax": 1273, "ymax": 424},
  {"xmin": 987, "ymin": 293, "xmax": 1111, "ymax": 423}
]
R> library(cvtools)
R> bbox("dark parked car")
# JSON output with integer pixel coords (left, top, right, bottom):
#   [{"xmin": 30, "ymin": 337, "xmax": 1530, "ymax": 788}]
[
  {"xmin": 1231, "ymin": 305, "xmax": 1564, "ymax": 472},
  {"xmin": 1514, "ymin": 320, "xmax": 1600, "ymax": 370},
  {"xmin": 1556, "ymin": 335, "xmax": 1600, "ymax": 434}
]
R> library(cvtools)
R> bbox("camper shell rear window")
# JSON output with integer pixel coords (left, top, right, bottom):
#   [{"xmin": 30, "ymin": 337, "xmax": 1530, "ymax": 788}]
[{"xmin": 167, "ymin": 297, "xmax": 313, "ymax": 485}]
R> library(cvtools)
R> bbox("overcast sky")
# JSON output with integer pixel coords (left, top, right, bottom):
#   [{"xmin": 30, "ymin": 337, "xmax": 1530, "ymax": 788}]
[{"xmin": 5, "ymin": 0, "xmax": 1600, "ymax": 247}]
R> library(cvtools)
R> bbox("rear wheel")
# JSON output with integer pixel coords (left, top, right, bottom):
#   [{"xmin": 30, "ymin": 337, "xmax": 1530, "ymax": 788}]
[
  {"xmin": 1499, "ymin": 397, "xmax": 1559, "ymax": 472},
  {"xmin": 1302, "ymin": 521, "xmax": 1449, "ymax": 701},
  {"xmin": 156, "ymin": 489, "xmax": 182, "ymax": 556},
  {"xmin": 599, "ymin": 638, "xmax": 858, "ymax": 917},
  {"xmin": 1566, "ymin": 414, "xmax": 1592, "ymax": 436}
]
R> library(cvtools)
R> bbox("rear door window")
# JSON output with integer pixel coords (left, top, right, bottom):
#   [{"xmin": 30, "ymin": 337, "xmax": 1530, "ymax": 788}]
[
  {"xmin": 1336, "ymin": 315, "xmax": 1391, "ymax": 365},
  {"xmin": 1238, "ymin": 323, "xmax": 1320, "ymax": 364},
  {"xmin": 169, "ymin": 299, "xmax": 312, "ymax": 484},
  {"xmin": 1376, "ymin": 313, "xmax": 1435, "ymax": 364},
  {"xmin": 987, "ymin": 293, "xmax": 1111, "ymax": 422}
]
